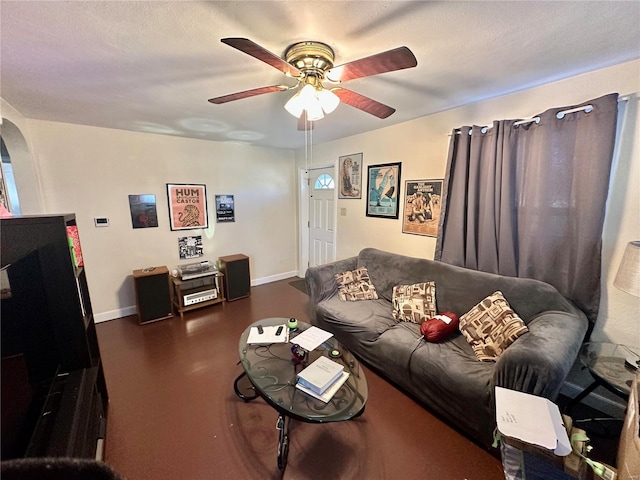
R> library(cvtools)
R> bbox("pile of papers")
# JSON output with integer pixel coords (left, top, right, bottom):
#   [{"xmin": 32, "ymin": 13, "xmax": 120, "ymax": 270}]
[
  {"xmin": 296, "ymin": 355, "xmax": 350, "ymax": 403},
  {"xmin": 246, "ymin": 324, "xmax": 289, "ymax": 344}
]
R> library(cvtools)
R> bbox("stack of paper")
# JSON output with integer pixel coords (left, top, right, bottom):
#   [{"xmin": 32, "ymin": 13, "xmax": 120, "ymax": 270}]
[
  {"xmin": 246, "ymin": 325, "xmax": 289, "ymax": 345},
  {"xmin": 290, "ymin": 326, "xmax": 333, "ymax": 351},
  {"xmin": 296, "ymin": 356, "xmax": 349, "ymax": 402},
  {"xmin": 296, "ymin": 371, "xmax": 350, "ymax": 403}
]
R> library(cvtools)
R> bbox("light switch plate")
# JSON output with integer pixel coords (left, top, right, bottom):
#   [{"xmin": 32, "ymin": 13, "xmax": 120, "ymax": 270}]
[{"xmin": 94, "ymin": 217, "xmax": 110, "ymax": 227}]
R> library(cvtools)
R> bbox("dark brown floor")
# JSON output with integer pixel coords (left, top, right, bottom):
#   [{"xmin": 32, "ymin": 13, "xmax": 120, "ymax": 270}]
[{"xmin": 96, "ymin": 278, "xmax": 504, "ymax": 480}]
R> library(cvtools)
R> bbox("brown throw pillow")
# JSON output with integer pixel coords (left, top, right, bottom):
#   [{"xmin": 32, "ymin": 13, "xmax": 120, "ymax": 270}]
[
  {"xmin": 458, "ymin": 291, "xmax": 529, "ymax": 362},
  {"xmin": 392, "ymin": 282, "xmax": 437, "ymax": 323},
  {"xmin": 334, "ymin": 267, "xmax": 379, "ymax": 301}
]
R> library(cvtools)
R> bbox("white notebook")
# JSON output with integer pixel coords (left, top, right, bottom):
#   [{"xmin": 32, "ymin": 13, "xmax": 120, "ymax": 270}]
[{"xmin": 296, "ymin": 371, "xmax": 350, "ymax": 403}]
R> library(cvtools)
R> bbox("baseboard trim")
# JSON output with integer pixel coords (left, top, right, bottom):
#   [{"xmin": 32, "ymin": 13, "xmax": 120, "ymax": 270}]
[
  {"xmin": 95, "ymin": 305, "xmax": 137, "ymax": 323},
  {"xmin": 94, "ymin": 272, "xmax": 300, "ymax": 323},
  {"xmin": 561, "ymin": 381, "xmax": 626, "ymax": 417},
  {"xmin": 251, "ymin": 270, "xmax": 299, "ymax": 286}
]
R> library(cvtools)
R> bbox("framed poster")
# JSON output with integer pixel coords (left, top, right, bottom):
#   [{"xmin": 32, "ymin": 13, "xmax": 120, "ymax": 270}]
[
  {"xmin": 338, "ymin": 152, "xmax": 363, "ymax": 199},
  {"xmin": 178, "ymin": 235, "xmax": 203, "ymax": 259},
  {"xmin": 402, "ymin": 179, "xmax": 443, "ymax": 237},
  {"xmin": 166, "ymin": 183, "xmax": 208, "ymax": 231},
  {"xmin": 215, "ymin": 194, "xmax": 235, "ymax": 222},
  {"xmin": 128, "ymin": 194, "xmax": 158, "ymax": 229},
  {"xmin": 366, "ymin": 162, "xmax": 401, "ymax": 219}
]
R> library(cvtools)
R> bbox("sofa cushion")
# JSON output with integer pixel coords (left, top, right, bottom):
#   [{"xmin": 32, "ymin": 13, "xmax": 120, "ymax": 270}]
[
  {"xmin": 316, "ymin": 297, "xmax": 396, "ymax": 343},
  {"xmin": 392, "ymin": 282, "xmax": 436, "ymax": 323},
  {"xmin": 459, "ymin": 291, "xmax": 529, "ymax": 362},
  {"xmin": 334, "ymin": 266, "xmax": 379, "ymax": 301}
]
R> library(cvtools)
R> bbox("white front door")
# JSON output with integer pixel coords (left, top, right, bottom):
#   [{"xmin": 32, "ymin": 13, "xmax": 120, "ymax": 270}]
[{"xmin": 308, "ymin": 167, "xmax": 336, "ymax": 267}]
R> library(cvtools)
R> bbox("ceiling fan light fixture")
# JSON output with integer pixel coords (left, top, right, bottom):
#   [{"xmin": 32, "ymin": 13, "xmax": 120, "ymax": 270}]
[
  {"xmin": 305, "ymin": 98, "xmax": 325, "ymax": 121},
  {"xmin": 284, "ymin": 91, "xmax": 305, "ymax": 118},
  {"xmin": 317, "ymin": 87, "xmax": 340, "ymax": 114},
  {"xmin": 285, "ymin": 83, "xmax": 339, "ymax": 120}
]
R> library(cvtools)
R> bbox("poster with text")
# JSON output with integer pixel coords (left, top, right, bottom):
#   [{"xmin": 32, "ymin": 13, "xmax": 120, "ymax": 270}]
[
  {"xmin": 166, "ymin": 184, "xmax": 208, "ymax": 231},
  {"xmin": 338, "ymin": 153, "xmax": 363, "ymax": 199},
  {"xmin": 366, "ymin": 162, "xmax": 401, "ymax": 219},
  {"xmin": 402, "ymin": 179, "xmax": 443, "ymax": 237},
  {"xmin": 215, "ymin": 194, "xmax": 235, "ymax": 222}
]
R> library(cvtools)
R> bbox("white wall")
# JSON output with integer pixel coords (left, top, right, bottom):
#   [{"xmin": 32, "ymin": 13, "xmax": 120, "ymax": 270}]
[
  {"xmin": 1, "ymin": 115, "xmax": 298, "ymax": 321},
  {"xmin": 297, "ymin": 59, "xmax": 640, "ymax": 352}
]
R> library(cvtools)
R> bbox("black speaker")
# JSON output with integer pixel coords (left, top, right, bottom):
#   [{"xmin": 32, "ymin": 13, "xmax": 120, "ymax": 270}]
[
  {"xmin": 133, "ymin": 266, "xmax": 173, "ymax": 324},
  {"xmin": 218, "ymin": 254, "xmax": 250, "ymax": 301}
]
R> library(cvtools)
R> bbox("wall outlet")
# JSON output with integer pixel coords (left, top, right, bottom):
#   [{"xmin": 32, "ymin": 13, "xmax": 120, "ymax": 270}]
[{"xmin": 340, "ymin": 208, "xmax": 347, "ymax": 216}]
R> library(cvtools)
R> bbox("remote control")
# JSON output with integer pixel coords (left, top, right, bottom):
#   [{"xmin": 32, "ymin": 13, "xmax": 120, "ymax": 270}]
[
  {"xmin": 625, "ymin": 357, "xmax": 639, "ymax": 370},
  {"xmin": 275, "ymin": 326, "xmax": 283, "ymax": 336},
  {"xmin": 257, "ymin": 325, "xmax": 264, "ymax": 334}
]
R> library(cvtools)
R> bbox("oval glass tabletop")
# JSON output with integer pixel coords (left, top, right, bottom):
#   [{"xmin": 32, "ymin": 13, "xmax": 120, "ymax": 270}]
[
  {"xmin": 237, "ymin": 317, "xmax": 368, "ymax": 423},
  {"xmin": 580, "ymin": 342, "xmax": 639, "ymax": 395}
]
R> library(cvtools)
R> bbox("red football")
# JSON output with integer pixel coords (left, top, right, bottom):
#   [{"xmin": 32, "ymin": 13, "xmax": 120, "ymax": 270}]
[{"xmin": 420, "ymin": 311, "xmax": 460, "ymax": 342}]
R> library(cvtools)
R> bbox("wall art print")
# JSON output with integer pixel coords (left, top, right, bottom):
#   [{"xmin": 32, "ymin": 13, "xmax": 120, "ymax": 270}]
[
  {"xmin": 402, "ymin": 179, "xmax": 443, "ymax": 237},
  {"xmin": 128, "ymin": 194, "xmax": 158, "ymax": 229},
  {"xmin": 178, "ymin": 235, "xmax": 203, "ymax": 259},
  {"xmin": 166, "ymin": 183, "xmax": 208, "ymax": 231},
  {"xmin": 366, "ymin": 162, "xmax": 401, "ymax": 219},
  {"xmin": 215, "ymin": 194, "xmax": 235, "ymax": 222},
  {"xmin": 338, "ymin": 152, "xmax": 363, "ymax": 199}
]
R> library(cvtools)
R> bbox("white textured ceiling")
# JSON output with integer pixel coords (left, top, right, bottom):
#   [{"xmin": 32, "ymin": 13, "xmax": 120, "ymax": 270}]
[{"xmin": 1, "ymin": 1, "xmax": 639, "ymax": 150}]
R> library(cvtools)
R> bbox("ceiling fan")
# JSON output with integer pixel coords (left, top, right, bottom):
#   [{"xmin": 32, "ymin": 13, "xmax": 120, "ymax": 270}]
[{"xmin": 208, "ymin": 38, "xmax": 417, "ymax": 130}]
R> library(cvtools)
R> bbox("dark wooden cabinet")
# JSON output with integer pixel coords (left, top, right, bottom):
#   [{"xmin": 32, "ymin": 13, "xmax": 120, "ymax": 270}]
[
  {"xmin": 1, "ymin": 214, "xmax": 108, "ymax": 460},
  {"xmin": 218, "ymin": 254, "xmax": 250, "ymax": 301}
]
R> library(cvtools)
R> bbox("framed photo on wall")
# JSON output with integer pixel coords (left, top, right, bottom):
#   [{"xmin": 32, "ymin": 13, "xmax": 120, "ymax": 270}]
[
  {"xmin": 178, "ymin": 235, "xmax": 203, "ymax": 259},
  {"xmin": 128, "ymin": 194, "xmax": 158, "ymax": 229},
  {"xmin": 166, "ymin": 183, "xmax": 208, "ymax": 231},
  {"xmin": 402, "ymin": 179, "xmax": 443, "ymax": 237},
  {"xmin": 215, "ymin": 194, "xmax": 235, "ymax": 222},
  {"xmin": 338, "ymin": 152, "xmax": 363, "ymax": 199},
  {"xmin": 366, "ymin": 162, "xmax": 401, "ymax": 219}
]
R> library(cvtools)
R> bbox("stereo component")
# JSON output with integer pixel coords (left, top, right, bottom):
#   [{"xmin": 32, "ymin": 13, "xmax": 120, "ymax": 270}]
[
  {"xmin": 133, "ymin": 266, "xmax": 173, "ymax": 325},
  {"xmin": 218, "ymin": 254, "xmax": 250, "ymax": 301},
  {"xmin": 183, "ymin": 288, "xmax": 217, "ymax": 306}
]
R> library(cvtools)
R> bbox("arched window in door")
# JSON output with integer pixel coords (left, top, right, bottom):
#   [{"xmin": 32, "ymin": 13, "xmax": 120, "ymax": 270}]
[
  {"xmin": 1, "ymin": 136, "xmax": 21, "ymax": 214},
  {"xmin": 314, "ymin": 173, "xmax": 334, "ymax": 190}
]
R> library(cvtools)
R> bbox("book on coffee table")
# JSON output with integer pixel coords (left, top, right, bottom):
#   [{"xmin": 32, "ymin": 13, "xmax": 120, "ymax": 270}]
[
  {"xmin": 296, "ymin": 355, "xmax": 344, "ymax": 395},
  {"xmin": 296, "ymin": 370, "xmax": 350, "ymax": 403}
]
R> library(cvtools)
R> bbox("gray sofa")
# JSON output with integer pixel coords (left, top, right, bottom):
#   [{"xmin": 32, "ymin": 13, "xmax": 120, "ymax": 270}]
[{"xmin": 305, "ymin": 248, "xmax": 588, "ymax": 447}]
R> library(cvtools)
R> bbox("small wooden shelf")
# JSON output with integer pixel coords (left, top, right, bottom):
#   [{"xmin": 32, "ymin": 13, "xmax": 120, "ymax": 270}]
[{"xmin": 171, "ymin": 272, "xmax": 225, "ymax": 318}]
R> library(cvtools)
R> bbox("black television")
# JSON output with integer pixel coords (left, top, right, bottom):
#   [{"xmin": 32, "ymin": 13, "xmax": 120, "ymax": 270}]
[
  {"xmin": 1, "ymin": 250, "xmax": 61, "ymax": 459},
  {"xmin": 1, "ymin": 214, "xmax": 108, "ymax": 461}
]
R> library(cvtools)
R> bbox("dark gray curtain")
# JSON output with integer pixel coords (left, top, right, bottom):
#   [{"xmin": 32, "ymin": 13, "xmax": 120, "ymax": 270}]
[{"xmin": 435, "ymin": 93, "xmax": 619, "ymax": 332}]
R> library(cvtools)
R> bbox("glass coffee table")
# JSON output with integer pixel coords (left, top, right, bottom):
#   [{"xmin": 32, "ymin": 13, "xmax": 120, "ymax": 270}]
[
  {"xmin": 233, "ymin": 317, "xmax": 368, "ymax": 471},
  {"xmin": 566, "ymin": 342, "xmax": 639, "ymax": 412}
]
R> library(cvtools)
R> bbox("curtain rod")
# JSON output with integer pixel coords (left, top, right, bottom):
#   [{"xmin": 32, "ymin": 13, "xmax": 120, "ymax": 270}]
[{"xmin": 452, "ymin": 95, "xmax": 631, "ymax": 135}]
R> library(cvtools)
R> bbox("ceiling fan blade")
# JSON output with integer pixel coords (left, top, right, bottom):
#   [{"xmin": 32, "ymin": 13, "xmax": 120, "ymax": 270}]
[
  {"xmin": 333, "ymin": 88, "xmax": 396, "ymax": 119},
  {"xmin": 221, "ymin": 38, "xmax": 301, "ymax": 77},
  {"xmin": 326, "ymin": 46, "xmax": 417, "ymax": 82},
  {"xmin": 208, "ymin": 85, "xmax": 290, "ymax": 104},
  {"xmin": 297, "ymin": 112, "xmax": 314, "ymax": 131}
]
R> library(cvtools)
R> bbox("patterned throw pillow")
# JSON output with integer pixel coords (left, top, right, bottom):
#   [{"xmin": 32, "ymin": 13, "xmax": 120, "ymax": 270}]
[
  {"xmin": 458, "ymin": 291, "xmax": 529, "ymax": 362},
  {"xmin": 334, "ymin": 267, "xmax": 379, "ymax": 301},
  {"xmin": 392, "ymin": 282, "xmax": 437, "ymax": 323}
]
